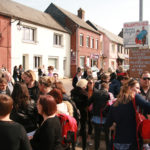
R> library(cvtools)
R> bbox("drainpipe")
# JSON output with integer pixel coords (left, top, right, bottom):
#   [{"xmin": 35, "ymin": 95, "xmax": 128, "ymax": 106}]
[{"xmin": 76, "ymin": 27, "xmax": 78, "ymax": 70}]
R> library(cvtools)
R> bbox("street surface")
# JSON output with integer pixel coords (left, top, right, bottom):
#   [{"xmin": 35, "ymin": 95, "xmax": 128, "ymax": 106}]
[{"xmin": 60, "ymin": 78, "xmax": 106, "ymax": 150}]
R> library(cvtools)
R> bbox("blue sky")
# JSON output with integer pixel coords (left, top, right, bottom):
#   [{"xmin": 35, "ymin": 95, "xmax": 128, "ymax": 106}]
[{"xmin": 12, "ymin": 0, "xmax": 150, "ymax": 35}]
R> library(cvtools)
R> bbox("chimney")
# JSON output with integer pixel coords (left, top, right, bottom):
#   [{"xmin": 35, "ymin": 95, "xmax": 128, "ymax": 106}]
[{"xmin": 78, "ymin": 8, "xmax": 85, "ymax": 20}]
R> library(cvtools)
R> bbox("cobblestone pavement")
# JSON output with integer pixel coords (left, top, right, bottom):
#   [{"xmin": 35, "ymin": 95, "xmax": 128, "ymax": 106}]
[{"xmin": 60, "ymin": 78, "xmax": 106, "ymax": 150}]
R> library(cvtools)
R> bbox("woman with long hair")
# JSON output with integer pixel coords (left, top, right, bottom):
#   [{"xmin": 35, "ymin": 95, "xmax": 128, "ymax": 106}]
[
  {"xmin": 23, "ymin": 70, "xmax": 39, "ymax": 102},
  {"xmin": 30, "ymin": 95, "xmax": 63, "ymax": 150},
  {"xmin": 10, "ymin": 82, "xmax": 38, "ymax": 133},
  {"xmin": 106, "ymin": 79, "xmax": 150, "ymax": 150}
]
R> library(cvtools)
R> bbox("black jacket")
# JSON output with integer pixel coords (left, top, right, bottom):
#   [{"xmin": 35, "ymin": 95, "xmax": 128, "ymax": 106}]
[
  {"xmin": 71, "ymin": 87, "xmax": 88, "ymax": 120},
  {"xmin": 10, "ymin": 99, "xmax": 38, "ymax": 132},
  {"xmin": 28, "ymin": 81, "xmax": 40, "ymax": 102},
  {"xmin": 89, "ymin": 89, "xmax": 110, "ymax": 117},
  {"xmin": 31, "ymin": 116, "xmax": 63, "ymax": 150}
]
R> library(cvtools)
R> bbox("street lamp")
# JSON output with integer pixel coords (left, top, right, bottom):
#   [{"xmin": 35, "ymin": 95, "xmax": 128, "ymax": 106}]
[{"xmin": 16, "ymin": 20, "xmax": 22, "ymax": 30}]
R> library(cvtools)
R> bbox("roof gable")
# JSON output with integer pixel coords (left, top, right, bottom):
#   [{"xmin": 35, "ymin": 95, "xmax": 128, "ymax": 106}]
[
  {"xmin": 87, "ymin": 20, "xmax": 123, "ymax": 44},
  {"xmin": 0, "ymin": 0, "xmax": 68, "ymax": 33},
  {"xmin": 47, "ymin": 3, "xmax": 99, "ymax": 34}
]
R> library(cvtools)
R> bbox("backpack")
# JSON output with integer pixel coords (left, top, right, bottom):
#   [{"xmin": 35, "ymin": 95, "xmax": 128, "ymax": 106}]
[{"xmin": 57, "ymin": 113, "xmax": 77, "ymax": 150}]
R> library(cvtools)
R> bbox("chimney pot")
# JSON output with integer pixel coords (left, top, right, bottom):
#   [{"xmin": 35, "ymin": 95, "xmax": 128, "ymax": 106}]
[{"xmin": 78, "ymin": 8, "xmax": 85, "ymax": 20}]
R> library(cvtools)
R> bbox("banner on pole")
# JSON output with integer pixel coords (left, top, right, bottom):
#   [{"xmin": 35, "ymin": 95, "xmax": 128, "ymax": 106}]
[{"xmin": 123, "ymin": 21, "xmax": 149, "ymax": 48}]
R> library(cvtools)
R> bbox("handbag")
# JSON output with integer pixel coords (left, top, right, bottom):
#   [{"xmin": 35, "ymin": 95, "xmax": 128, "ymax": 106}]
[{"xmin": 132, "ymin": 96, "xmax": 150, "ymax": 144}]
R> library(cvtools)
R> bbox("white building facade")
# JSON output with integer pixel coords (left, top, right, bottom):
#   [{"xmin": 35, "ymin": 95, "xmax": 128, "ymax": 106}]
[{"xmin": 11, "ymin": 20, "xmax": 71, "ymax": 78}]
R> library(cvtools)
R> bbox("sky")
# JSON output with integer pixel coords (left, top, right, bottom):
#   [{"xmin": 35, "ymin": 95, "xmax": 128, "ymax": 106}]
[{"xmin": 12, "ymin": 0, "xmax": 150, "ymax": 35}]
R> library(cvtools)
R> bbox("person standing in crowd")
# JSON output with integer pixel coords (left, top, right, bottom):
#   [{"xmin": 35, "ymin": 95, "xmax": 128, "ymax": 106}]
[
  {"xmin": 23, "ymin": 70, "xmax": 39, "ymax": 102},
  {"xmin": 0, "ymin": 94, "xmax": 32, "ymax": 150},
  {"xmin": 13, "ymin": 66, "xmax": 19, "ymax": 82},
  {"xmin": 86, "ymin": 76, "xmax": 98, "ymax": 146},
  {"xmin": 85, "ymin": 68, "xmax": 93, "ymax": 80},
  {"xmin": 47, "ymin": 66, "xmax": 54, "ymax": 77},
  {"xmin": 55, "ymin": 81, "xmax": 80, "ymax": 123},
  {"xmin": 38, "ymin": 76, "xmax": 52, "ymax": 95},
  {"xmin": 53, "ymin": 73, "xmax": 59, "ymax": 88},
  {"xmin": 82, "ymin": 65, "xmax": 89, "ymax": 79},
  {"xmin": 18, "ymin": 65, "xmax": 24, "ymax": 82},
  {"xmin": 30, "ymin": 95, "xmax": 63, "ymax": 150},
  {"xmin": 72, "ymin": 67, "xmax": 83, "ymax": 88},
  {"xmin": 97, "ymin": 68, "xmax": 104, "ymax": 80},
  {"xmin": 71, "ymin": 79, "xmax": 88, "ymax": 150},
  {"xmin": 55, "ymin": 81, "xmax": 74, "ymax": 117},
  {"xmin": 139, "ymin": 71, "xmax": 150, "ymax": 150},
  {"xmin": 89, "ymin": 83, "xmax": 110, "ymax": 150},
  {"xmin": 0, "ymin": 77, "xmax": 11, "ymax": 96},
  {"xmin": 38, "ymin": 66, "xmax": 43, "ymax": 78},
  {"xmin": 95, "ymin": 73, "xmax": 110, "ymax": 90},
  {"xmin": 1, "ymin": 64, "xmax": 6, "ymax": 72},
  {"xmin": 55, "ymin": 81, "xmax": 70, "ymax": 100},
  {"xmin": 140, "ymin": 71, "xmax": 150, "ymax": 101},
  {"xmin": 10, "ymin": 82, "xmax": 38, "ymax": 133},
  {"xmin": 109, "ymin": 72, "xmax": 128, "ymax": 98},
  {"xmin": 49, "ymin": 88, "xmax": 70, "ymax": 115},
  {"xmin": 106, "ymin": 79, "xmax": 150, "ymax": 150},
  {"xmin": 3, "ymin": 71, "xmax": 14, "ymax": 94}
]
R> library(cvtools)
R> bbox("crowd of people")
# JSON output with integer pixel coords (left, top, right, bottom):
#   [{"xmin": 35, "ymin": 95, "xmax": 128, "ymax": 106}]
[{"xmin": 0, "ymin": 64, "xmax": 150, "ymax": 150}]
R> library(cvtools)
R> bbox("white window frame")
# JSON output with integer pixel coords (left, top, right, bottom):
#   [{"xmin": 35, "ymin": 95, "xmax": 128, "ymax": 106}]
[
  {"xmin": 23, "ymin": 26, "xmax": 36, "ymax": 43},
  {"xmin": 33, "ymin": 56, "xmax": 42, "ymax": 69},
  {"xmin": 48, "ymin": 57, "xmax": 58, "ymax": 70},
  {"xmin": 53, "ymin": 33, "xmax": 63, "ymax": 46},
  {"xmin": 112, "ymin": 43, "xmax": 115, "ymax": 53},
  {"xmin": 95, "ymin": 39, "xmax": 98, "ymax": 49},
  {"xmin": 90, "ymin": 37, "xmax": 94, "ymax": 48},
  {"xmin": 86, "ymin": 36, "xmax": 90, "ymax": 47},
  {"xmin": 80, "ymin": 56, "xmax": 85, "ymax": 68},
  {"xmin": 80, "ymin": 34, "xmax": 83, "ymax": 46}
]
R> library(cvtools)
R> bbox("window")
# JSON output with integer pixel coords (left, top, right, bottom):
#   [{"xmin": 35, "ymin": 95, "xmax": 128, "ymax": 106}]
[
  {"xmin": 48, "ymin": 57, "xmax": 58, "ymax": 69},
  {"xmin": 34, "ymin": 56, "xmax": 42, "ymax": 69},
  {"xmin": 86, "ymin": 36, "xmax": 90, "ymax": 47},
  {"xmin": 23, "ymin": 27, "xmax": 36, "ymax": 42},
  {"xmin": 80, "ymin": 34, "xmax": 83, "ymax": 46},
  {"xmin": 127, "ymin": 49, "xmax": 129, "ymax": 54},
  {"xmin": 95, "ymin": 39, "xmax": 98, "ymax": 49},
  {"xmin": 90, "ymin": 37, "xmax": 94, "ymax": 48},
  {"xmin": 121, "ymin": 46, "xmax": 123, "ymax": 53},
  {"xmin": 86, "ymin": 57, "xmax": 90, "ymax": 67},
  {"xmin": 118, "ymin": 45, "xmax": 120, "ymax": 53},
  {"xmin": 53, "ymin": 33, "xmax": 63, "ymax": 46},
  {"xmin": 80, "ymin": 57, "xmax": 85, "ymax": 68},
  {"xmin": 23, "ymin": 56, "xmax": 25, "ymax": 69},
  {"xmin": 112, "ymin": 44, "xmax": 115, "ymax": 53}
]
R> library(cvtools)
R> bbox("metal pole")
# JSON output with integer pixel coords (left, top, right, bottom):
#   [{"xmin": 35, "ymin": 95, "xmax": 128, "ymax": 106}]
[{"xmin": 139, "ymin": 0, "xmax": 143, "ymax": 21}]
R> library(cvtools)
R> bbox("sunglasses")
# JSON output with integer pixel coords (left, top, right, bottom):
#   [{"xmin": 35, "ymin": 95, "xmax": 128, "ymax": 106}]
[{"xmin": 142, "ymin": 77, "xmax": 150, "ymax": 81}]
